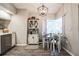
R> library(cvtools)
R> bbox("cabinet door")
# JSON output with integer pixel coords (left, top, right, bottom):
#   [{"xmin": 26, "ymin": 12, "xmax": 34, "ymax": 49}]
[
  {"xmin": 1, "ymin": 35, "xmax": 6, "ymax": 54},
  {"xmin": 28, "ymin": 35, "xmax": 34, "ymax": 44},
  {"xmin": 1, "ymin": 34, "xmax": 12, "ymax": 54},
  {"xmin": 5, "ymin": 34, "xmax": 12, "ymax": 50},
  {"xmin": 28, "ymin": 34, "xmax": 39, "ymax": 44},
  {"xmin": 12, "ymin": 33, "xmax": 15, "ymax": 46},
  {"xmin": 33, "ymin": 35, "xmax": 39, "ymax": 44}
]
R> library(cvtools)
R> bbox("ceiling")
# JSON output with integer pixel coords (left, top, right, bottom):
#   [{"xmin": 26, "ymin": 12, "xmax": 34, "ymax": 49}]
[{"xmin": 13, "ymin": 3, "xmax": 63, "ymax": 14}]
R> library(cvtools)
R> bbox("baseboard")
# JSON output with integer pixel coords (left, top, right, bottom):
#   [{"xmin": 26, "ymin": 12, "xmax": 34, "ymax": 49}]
[
  {"xmin": 63, "ymin": 47, "xmax": 75, "ymax": 56},
  {"xmin": 16, "ymin": 44, "xmax": 27, "ymax": 46}
]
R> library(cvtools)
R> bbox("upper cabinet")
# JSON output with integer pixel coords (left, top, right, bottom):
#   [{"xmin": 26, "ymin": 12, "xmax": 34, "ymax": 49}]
[
  {"xmin": 0, "ymin": 3, "xmax": 16, "ymax": 28},
  {"xmin": 0, "ymin": 10, "xmax": 11, "ymax": 20},
  {"xmin": 0, "ymin": 9, "xmax": 11, "ymax": 28},
  {"xmin": 0, "ymin": 4, "xmax": 16, "ymax": 14}
]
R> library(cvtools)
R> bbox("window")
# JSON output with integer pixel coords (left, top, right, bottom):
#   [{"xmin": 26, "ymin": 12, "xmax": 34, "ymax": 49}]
[{"xmin": 47, "ymin": 17, "xmax": 62, "ymax": 34}]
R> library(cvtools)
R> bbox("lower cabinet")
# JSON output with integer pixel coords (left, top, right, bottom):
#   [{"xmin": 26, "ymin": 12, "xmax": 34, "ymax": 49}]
[
  {"xmin": 12, "ymin": 33, "xmax": 16, "ymax": 46},
  {"xmin": 0, "ymin": 34, "xmax": 12, "ymax": 55},
  {"xmin": 28, "ymin": 34, "xmax": 39, "ymax": 44}
]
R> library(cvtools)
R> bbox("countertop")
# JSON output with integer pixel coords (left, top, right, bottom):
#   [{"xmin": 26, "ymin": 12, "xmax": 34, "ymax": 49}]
[{"xmin": 0, "ymin": 32, "xmax": 13, "ymax": 36}]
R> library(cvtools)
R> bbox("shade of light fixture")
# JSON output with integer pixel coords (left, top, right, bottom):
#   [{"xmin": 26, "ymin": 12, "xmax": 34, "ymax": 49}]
[{"xmin": 37, "ymin": 4, "xmax": 48, "ymax": 16}]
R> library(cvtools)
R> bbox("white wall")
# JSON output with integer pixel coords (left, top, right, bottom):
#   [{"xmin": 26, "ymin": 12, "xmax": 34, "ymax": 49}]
[
  {"xmin": 63, "ymin": 4, "xmax": 79, "ymax": 55},
  {"xmin": 8, "ymin": 9, "xmax": 29, "ymax": 45},
  {"xmin": 56, "ymin": 6, "xmax": 64, "ymax": 19},
  {"xmin": 56, "ymin": 3, "xmax": 79, "ymax": 56},
  {"xmin": 70, "ymin": 4, "xmax": 79, "ymax": 55}
]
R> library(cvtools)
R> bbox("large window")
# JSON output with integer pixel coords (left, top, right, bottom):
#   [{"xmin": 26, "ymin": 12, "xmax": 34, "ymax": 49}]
[{"xmin": 47, "ymin": 17, "xmax": 62, "ymax": 34}]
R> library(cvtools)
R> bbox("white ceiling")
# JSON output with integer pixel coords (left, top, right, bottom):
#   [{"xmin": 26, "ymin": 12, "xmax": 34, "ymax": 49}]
[{"xmin": 13, "ymin": 3, "xmax": 63, "ymax": 14}]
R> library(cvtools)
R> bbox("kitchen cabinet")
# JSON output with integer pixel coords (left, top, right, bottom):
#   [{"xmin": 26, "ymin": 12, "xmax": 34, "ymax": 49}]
[
  {"xmin": 0, "ymin": 10, "xmax": 11, "ymax": 20},
  {"xmin": 28, "ymin": 34, "xmax": 39, "ymax": 44},
  {"xmin": 12, "ymin": 32, "xmax": 16, "ymax": 46},
  {"xmin": 27, "ymin": 16, "xmax": 39, "ymax": 44},
  {"xmin": 0, "ymin": 33, "xmax": 12, "ymax": 55}
]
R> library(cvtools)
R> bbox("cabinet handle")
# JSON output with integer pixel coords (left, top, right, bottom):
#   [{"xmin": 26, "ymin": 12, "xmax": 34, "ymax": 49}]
[{"xmin": 32, "ymin": 37, "xmax": 34, "ymax": 39}]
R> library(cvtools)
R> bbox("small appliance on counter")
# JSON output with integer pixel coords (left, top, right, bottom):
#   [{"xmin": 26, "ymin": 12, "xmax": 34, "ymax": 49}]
[{"xmin": 3, "ymin": 28, "xmax": 9, "ymax": 33}]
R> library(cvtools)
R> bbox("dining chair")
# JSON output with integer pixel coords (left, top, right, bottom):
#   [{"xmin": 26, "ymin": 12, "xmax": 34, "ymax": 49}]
[
  {"xmin": 57, "ymin": 33, "xmax": 62, "ymax": 53},
  {"xmin": 42, "ymin": 33, "xmax": 51, "ymax": 49},
  {"xmin": 50, "ymin": 33, "xmax": 62, "ymax": 55}
]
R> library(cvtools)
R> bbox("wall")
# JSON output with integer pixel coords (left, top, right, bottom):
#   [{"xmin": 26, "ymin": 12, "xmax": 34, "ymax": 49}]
[
  {"xmin": 71, "ymin": 4, "xmax": 79, "ymax": 55},
  {"xmin": 63, "ymin": 4, "xmax": 79, "ymax": 56},
  {"xmin": 8, "ymin": 9, "xmax": 29, "ymax": 45},
  {"xmin": 55, "ymin": 5, "xmax": 64, "ymax": 19},
  {"xmin": 56, "ymin": 3, "xmax": 79, "ymax": 56}
]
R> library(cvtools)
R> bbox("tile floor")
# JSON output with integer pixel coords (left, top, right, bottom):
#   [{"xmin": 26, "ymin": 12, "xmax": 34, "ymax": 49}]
[{"xmin": 4, "ymin": 45, "xmax": 71, "ymax": 56}]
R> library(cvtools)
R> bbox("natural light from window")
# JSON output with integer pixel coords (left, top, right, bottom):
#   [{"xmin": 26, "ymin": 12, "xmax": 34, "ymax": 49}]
[{"xmin": 47, "ymin": 17, "xmax": 62, "ymax": 34}]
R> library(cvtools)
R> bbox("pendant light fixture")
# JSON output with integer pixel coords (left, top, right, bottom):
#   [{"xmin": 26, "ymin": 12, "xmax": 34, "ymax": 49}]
[{"xmin": 37, "ymin": 4, "xmax": 48, "ymax": 16}]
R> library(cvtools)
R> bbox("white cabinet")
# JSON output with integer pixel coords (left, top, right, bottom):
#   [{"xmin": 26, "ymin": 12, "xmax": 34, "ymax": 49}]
[
  {"xmin": 0, "ymin": 10, "xmax": 11, "ymax": 20},
  {"xmin": 12, "ymin": 33, "xmax": 16, "ymax": 46},
  {"xmin": 28, "ymin": 34, "xmax": 39, "ymax": 44},
  {"xmin": 27, "ymin": 16, "xmax": 39, "ymax": 44}
]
